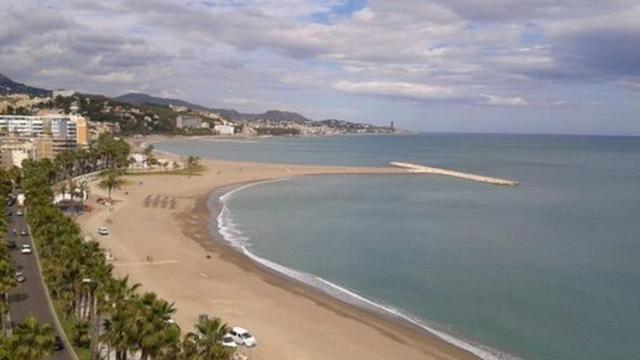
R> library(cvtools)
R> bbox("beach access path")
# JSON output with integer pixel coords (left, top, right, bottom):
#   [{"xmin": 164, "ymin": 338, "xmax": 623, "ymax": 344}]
[{"xmin": 77, "ymin": 158, "xmax": 479, "ymax": 360}]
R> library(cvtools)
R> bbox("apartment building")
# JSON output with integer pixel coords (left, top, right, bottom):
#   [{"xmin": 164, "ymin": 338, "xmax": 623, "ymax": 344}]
[
  {"xmin": 176, "ymin": 115, "xmax": 202, "ymax": 129},
  {"xmin": 0, "ymin": 115, "xmax": 89, "ymax": 155},
  {"xmin": 0, "ymin": 138, "xmax": 36, "ymax": 169}
]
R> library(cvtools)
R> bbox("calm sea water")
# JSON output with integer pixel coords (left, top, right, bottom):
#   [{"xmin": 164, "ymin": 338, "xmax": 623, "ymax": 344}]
[{"xmin": 157, "ymin": 134, "xmax": 640, "ymax": 360}]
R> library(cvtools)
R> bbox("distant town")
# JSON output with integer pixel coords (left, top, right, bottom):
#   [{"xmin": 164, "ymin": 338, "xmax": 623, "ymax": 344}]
[{"xmin": 0, "ymin": 73, "xmax": 404, "ymax": 169}]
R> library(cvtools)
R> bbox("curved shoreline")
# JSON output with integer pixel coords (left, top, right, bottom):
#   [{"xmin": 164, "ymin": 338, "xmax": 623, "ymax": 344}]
[
  {"xmin": 208, "ymin": 177, "xmax": 517, "ymax": 360},
  {"xmin": 84, "ymin": 142, "xmax": 510, "ymax": 359}
]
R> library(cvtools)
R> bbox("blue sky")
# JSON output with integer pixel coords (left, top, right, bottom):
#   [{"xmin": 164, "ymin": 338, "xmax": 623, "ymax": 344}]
[{"xmin": 1, "ymin": 0, "xmax": 639, "ymax": 135}]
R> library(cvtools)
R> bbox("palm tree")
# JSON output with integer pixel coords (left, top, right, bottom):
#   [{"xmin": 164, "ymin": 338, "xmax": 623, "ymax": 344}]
[
  {"xmin": 102, "ymin": 315, "xmax": 133, "ymax": 360},
  {"xmin": 185, "ymin": 156, "xmax": 201, "ymax": 178},
  {"xmin": 6, "ymin": 166, "xmax": 21, "ymax": 189},
  {"xmin": 131, "ymin": 292, "xmax": 178, "ymax": 360},
  {"xmin": 54, "ymin": 181, "xmax": 68, "ymax": 199},
  {"xmin": 183, "ymin": 317, "xmax": 233, "ymax": 360},
  {"xmin": 7, "ymin": 316, "xmax": 56, "ymax": 359},
  {"xmin": 101, "ymin": 276, "xmax": 140, "ymax": 360},
  {"xmin": 142, "ymin": 145, "xmax": 157, "ymax": 167},
  {"xmin": 97, "ymin": 169, "xmax": 124, "ymax": 202},
  {"xmin": 0, "ymin": 260, "xmax": 16, "ymax": 337},
  {"xmin": 66, "ymin": 178, "xmax": 77, "ymax": 202},
  {"xmin": 76, "ymin": 180, "xmax": 90, "ymax": 207}
]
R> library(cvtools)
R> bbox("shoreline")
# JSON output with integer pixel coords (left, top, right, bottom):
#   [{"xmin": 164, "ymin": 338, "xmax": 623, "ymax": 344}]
[
  {"xmin": 209, "ymin": 179, "xmax": 513, "ymax": 360},
  {"xmin": 78, "ymin": 156, "xmax": 489, "ymax": 359}
]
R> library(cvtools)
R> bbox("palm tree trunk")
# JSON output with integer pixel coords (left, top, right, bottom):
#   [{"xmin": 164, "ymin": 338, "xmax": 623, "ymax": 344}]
[
  {"xmin": 80, "ymin": 292, "xmax": 86, "ymax": 320},
  {"xmin": 2, "ymin": 292, "xmax": 7, "ymax": 337},
  {"xmin": 90, "ymin": 293, "xmax": 99, "ymax": 360},
  {"xmin": 75, "ymin": 296, "xmax": 81, "ymax": 319},
  {"xmin": 1, "ymin": 309, "xmax": 5, "ymax": 338}
]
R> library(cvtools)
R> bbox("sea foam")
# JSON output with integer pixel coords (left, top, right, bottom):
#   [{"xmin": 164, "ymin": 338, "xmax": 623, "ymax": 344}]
[{"xmin": 212, "ymin": 181, "xmax": 520, "ymax": 360}]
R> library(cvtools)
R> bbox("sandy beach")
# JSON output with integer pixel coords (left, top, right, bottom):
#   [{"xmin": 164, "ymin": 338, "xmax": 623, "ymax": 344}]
[{"xmin": 77, "ymin": 157, "xmax": 479, "ymax": 360}]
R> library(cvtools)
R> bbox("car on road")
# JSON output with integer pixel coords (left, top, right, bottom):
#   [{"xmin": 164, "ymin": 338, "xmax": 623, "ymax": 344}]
[
  {"xmin": 98, "ymin": 227, "xmax": 109, "ymax": 236},
  {"xmin": 14, "ymin": 272, "xmax": 25, "ymax": 282},
  {"xmin": 229, "ymin": 327, "xmax": 257, "ymax": 347},
  {"xmin": 221, "ymin": 334, "xmax": 238, "ymax": 348},
  {"xmin": 21, "ymin": 244, "xmax": 32, "ymax": 254},
  {"xmin": 15, "ymin": 210, "xmax": 23, "ymax": 216},
  {"xmin": 53, "ymin": 336, "xmax": 64, "ymax": 351},
  {"xmin": 8, "ymin": 241, "xmax": 16, "ymax": 250},
  {"xmin": 19, "ymin": 229, "xmax": 28, "ymax": 236}
]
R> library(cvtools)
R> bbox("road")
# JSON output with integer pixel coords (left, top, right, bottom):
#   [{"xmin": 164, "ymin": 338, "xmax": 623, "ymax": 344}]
[{"xmin": 7, "ymin": 203, "xmax": 76, "ymax": 360}]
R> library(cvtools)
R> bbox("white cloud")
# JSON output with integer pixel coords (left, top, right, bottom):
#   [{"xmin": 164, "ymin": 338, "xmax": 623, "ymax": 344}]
[
  {"xmin": 1, "ymin": 0, "xmax": 639, "ymax": 133},
  {"xmin": 481, "ymin": 94, "xmax": 529, "ymax": 107},
  {"xmin": 89, "ymin": 72, "xmax": 135, "ymax": 84},
  {"xmin": 333, "ymin": 81, "xmax": 457, "ymax": 100}
]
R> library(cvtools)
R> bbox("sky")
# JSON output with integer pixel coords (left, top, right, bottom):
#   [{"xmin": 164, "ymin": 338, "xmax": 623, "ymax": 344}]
[{"xmin": 1, "ymin": 0, "xmax": 639, "ymax": 135}]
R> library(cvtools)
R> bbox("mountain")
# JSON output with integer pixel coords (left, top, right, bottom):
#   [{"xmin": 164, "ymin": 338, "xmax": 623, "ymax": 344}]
[
  {"xmin": 246, "ymin": 110, "xmax": 310, "ymax": 124},
  {"xmin": 0, "ymin": 73, "xmax": 51, "ymax": 97},
  {"xmin": 116, "ymin": 93, "xmax": 210, "ymax": 112},
  {"xmin": 116, "ymin": 92, "xmax": 311, "ymax": 123}
]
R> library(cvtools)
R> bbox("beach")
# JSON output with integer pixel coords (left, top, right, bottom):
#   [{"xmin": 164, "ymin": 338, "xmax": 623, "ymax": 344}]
[{"xmin": 77, "ymin": 157, "xmax": 479, "ymax": 360}]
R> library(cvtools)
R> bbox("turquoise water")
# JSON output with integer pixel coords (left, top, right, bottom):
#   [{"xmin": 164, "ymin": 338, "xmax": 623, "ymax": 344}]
[{"xmin": 158, "ymin": 135, "xmax": 640, "ymax": 360}]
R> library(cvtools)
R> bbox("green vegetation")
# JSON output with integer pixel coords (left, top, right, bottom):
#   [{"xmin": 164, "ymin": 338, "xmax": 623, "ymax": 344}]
[
  {"xmin": 185, "ymin": 156, "xmax": 203, "ymax": 178},
  {"xmin": 183, "ymin": 317, "xmax": 233, "ymax": 360},
  {"xmin": 0, "ymin": 136, "xmax": 232, "ymax": 359},
  {"xmin": 44, "ymin": 94, "xmax": 181, "ymax": 134},
  {"xmin": 97, "ymin": 169, "xmax": 125, "ymax": 201},
  {"xmin": 54, "ymin": 302, "xmax": 91, "ymax": 360},
  {"xmin": 5, "ymin": 316, "xmax": 56, "ymax": 360}
]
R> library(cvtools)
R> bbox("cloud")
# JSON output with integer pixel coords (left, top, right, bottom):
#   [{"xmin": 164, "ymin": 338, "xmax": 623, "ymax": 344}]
[
  {"xmin": 333, "ymin": 80, "xmax": 458, "ymax": 100},
  {"xmin": 481, "ymin": 94, "xmax": 529, "ymax": 107},
  {"xmin": 0, "ymin": 0, "xmax": 639, "ymax": 133}
]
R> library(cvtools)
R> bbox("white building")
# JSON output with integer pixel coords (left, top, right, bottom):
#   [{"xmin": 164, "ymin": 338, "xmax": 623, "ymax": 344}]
[
  {"xmin": 214, "ymin": 124, "xmax": 235, "ymax": 135},
  {"xmin": 129, "ymin": 153, "xmax": 148, "ymax": 169},
  {"xmin": 0, "ymin": 139, "xmax": 36, "ymax": 169},
  {"xmin": 0, "ymin": 115, "xmax": 87, "ymax": 154},
  {"xmin": 52, "ymin": 89, "xmax": 76, "ymax": 98},
  {"xmin": 0, "ymin": 115, "xmax": 79, "ymax": 138},
  {"xmin": 176, "ymin": 115, "xmax": 202, "ymax": 129},
  {"xmin": 169, "ymin": 105, "xmax": 189, "ymax": 112}
]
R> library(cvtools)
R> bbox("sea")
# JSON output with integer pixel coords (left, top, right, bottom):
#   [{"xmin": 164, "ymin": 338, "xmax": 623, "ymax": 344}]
[{"xmin": 156, "ymin": 134, "xmax": 640, "ymax": 360}]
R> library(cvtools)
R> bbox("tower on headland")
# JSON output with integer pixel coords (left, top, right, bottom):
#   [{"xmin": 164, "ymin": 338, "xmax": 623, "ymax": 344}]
[{"xmin": 390, "ymin": 121, "xmax": 395, "ymax": 131}]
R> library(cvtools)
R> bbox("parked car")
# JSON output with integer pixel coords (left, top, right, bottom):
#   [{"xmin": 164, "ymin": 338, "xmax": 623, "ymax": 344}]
[
  {"xmin": 229, "ymin": 327, "xmax": 257, "ymax": 347},
  {"xmin": 98, "ymin": 227, "xmax": 109, "ymax": 236},
  {"xmin": 15, "ymin": 210, "xmax": 23, "ymax": 216},
  {"xmin": 220, "ymin": 334, "xmax": 238, "ymax": 348},
  {"xmin": 21, "ymin": 244, "xmax": 32, "ymax": 254},
  {"xmin": 53, "ymin": 336, "xmax": 64, "ymax": 351},
  {"xmin": 19, "ymin": 229, "xmax": 28, "ymax": 236},
  {"xmin": 14, "ymin": 272, "xmax": 25, "ymax": 283}
]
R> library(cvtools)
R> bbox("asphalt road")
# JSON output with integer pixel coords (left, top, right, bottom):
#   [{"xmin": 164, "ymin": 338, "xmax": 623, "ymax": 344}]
[{"xmin": 7, "ymin": 204, "xmax": 75, "ymax": 360}]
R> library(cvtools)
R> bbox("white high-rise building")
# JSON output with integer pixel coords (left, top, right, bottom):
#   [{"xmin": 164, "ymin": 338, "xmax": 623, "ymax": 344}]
[{"xmin": 0, "ymin": 115, "xmax": 87, "ymax": 154}]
